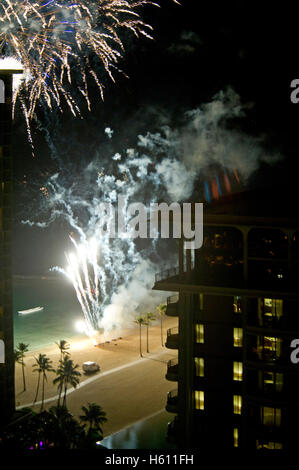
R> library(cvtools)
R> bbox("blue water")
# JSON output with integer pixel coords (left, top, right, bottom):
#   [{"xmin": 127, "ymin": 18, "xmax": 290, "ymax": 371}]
[
  {"xmin": 102, "ymin": 410, "xmax": 177, "ymax": 449},
  {"xmin": 13, "ymin": 276, "xmax": 85, "ymax": 350}
]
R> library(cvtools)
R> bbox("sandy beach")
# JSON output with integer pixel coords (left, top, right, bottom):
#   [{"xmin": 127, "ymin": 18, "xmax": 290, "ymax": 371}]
[{"xmin": 15, "ymin": 315, "xmax": 178, "ymax": 437}]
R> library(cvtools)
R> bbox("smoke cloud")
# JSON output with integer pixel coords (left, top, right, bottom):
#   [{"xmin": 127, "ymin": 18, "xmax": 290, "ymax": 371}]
[{"xmin": 22, "ymin": 87, "xmax": 281, "ymax": 335}]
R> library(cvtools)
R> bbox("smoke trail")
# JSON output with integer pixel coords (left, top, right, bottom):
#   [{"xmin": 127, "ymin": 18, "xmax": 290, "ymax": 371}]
[{"xmin": 20, "ymin": 87, "xmax": 281, "ymax": 336}]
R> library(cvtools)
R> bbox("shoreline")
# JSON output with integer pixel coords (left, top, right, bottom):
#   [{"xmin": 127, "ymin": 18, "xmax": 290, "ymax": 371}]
[{"xmin": 13, "ymin": 274, "xmax": 63, "ymax": 281}]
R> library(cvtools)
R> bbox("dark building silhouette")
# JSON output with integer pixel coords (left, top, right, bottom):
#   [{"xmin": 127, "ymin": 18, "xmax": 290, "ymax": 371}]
[
  {"xmin": 154, "ymin": 189, "xmax": 299, "ymax": 452},
  {"xmin": 0, "ymin": 69, "xmax": 22, "ymax": 425}
]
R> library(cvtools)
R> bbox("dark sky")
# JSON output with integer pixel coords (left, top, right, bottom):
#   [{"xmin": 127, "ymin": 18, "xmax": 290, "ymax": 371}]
[{"xmin": 12, "ymin": 0, "xmax": 299, "ymax": 274}]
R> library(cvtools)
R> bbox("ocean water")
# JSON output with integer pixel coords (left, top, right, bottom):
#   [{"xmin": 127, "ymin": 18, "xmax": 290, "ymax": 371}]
[{"xmin": 13, "ymin": 276, "xmax": 85, "ymax": 351}]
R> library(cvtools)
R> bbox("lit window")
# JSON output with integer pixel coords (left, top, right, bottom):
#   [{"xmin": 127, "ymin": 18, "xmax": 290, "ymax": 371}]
[
  {"xmin": 261, "ymin": 406, "xmax": 281, "ymax": 427},
  {"xmin": 233, "ymin": 395, "xmax": 242, "ymax": 414},
  {"xmin": 256, "ymin": 336, "xmax": 282, "ymax": 361},
  {"xmin": 233, "ymin": 296, "xmax": 242, "ymax": 313},
  {"xmin": 195, "ymin": 324, "xmax": 204, "ymax": 343},
  {"xmin": 194, "ymin": 357, "xmax": 204, "ymax": 377},
  {"xmin": 195, "ymin": 390, "xmax": 204, "ymax": 410},
  {"xmin": 233, "ymin": 362, "xmax": 243, "ymax": 381},
  {"xmin": 233, "ymin": 328, "xmax": 243, "ymax": 347},
  {"xmin": 233, "ymin": 428, "xmax": 239, "ymax": 447},
  {"xmin": 256, "ymin": 440, "xmax": 283, "ymax": 450},
  {"xmin": 262, "ymin": 371, "xmax": 283, "ymax": 393},
  {"xmin": 258, "ymin": 298, "xmax": 283, "ymax": 325}
]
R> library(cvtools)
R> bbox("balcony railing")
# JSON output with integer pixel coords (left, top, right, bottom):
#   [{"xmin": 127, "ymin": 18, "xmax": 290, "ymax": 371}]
[
  {"xmin": 166, "ymin": 294, "xmax": 179, "ymax": 317},
  {"xmin": 165, "ymin": 327, "xmax": 179, "ymax": 349},
  {"xmin": 155, "ymin": 266, "xmax": 179, "ymax": 283},
  {"xmin": 166, "ymin": 389, "xmax": 178, "ymax": 413},
  {"xmin": 167, "ymin": 294, "xmax": 179, "ymax": 304},
  {"xmin": 166, "ymin": 359, "xmax": 179, "ymax": 381}
]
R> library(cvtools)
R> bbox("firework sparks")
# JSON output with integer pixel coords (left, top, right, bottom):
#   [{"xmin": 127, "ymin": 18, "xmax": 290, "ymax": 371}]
[
  {"xmin": 0, "ymin": 0, "xmax": 176, "ymax": 140},
  {"xmin": 64, "ymin": 235, "xmax": 101, "ymax": 338}
]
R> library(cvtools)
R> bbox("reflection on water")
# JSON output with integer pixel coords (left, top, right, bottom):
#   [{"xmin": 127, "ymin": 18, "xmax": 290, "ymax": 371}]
[
  {"xmin": 13, "ymin": 276, "xmax": 85, "ymax": 350},
  {"xmin": 102, "ymin": 410, "xmax": 177, "ymax": 449}
]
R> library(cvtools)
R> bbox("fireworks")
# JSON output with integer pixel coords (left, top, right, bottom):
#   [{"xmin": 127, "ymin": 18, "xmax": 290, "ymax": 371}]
[
  {"xmin": 64, "ymin": 235, "xmax": 101, "ymax": 338},
  {"xmin": 0, "ymin": 0, "xmax": 168, "ymax": 133}
]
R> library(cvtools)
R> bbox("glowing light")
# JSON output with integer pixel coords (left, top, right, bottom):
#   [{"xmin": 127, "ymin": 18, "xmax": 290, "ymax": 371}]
[
  {"xmin": 211, "ymin": 179, "xmax": 219, "ymax": 199},
  {"xmin": 0, "ymin": 56, "xmax": 29, "ymax": 94},
  {"xmin": 223, "ymin": 171, "xmax": 231, "ymax": 193},
  {"xmin": 215, "ymin": 174, "xmax": 222, "ymax": 197},
  {"xmin": 204, "ymin": 181, "xmax": 211, "ymax": 203},
  {"xmin": 233, "ymin": 168, "xmax": 240, "ymax": 183},
  {"xmin": 75, "ymin": 320, "xmax": 87, "ymax": 334},
  {"xmin": 65, "ymin": 235, "xmax": 101, "ymax": 338}
]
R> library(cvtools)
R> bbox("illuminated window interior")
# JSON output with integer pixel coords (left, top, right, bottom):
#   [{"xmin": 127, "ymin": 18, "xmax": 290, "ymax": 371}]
[
  {"xmin": 256, "ymin": 441, "xmax": 283, "ymax": 450},
  {"xmin": 258, "ymin": 298, "xmax": 283, "ymax": 325},
  {"xmin": 195, "ymin": 324, "xmax": 204, "ymax": 343},
  {"xmin": 194, "ymin": 357, "xmax": 204, "ymax": 377},
  {"xmin": 261, "ymin": 406, "xmax": 281, "ymax": 427},
  {"xmin": 195, "ymin": 390, "xmax": 204, "ymax": 410},
  {"xmin": 233, "ymin": 296, "xmax": 242, "ymax": 313},
  {"xmin": 233, "ymin": 362, "xmax": 243, "ymax": 381},
  {"xmin": 233, "ymin": 328, "xmax": 243, "ymax": 347},
  {"xmin": 259, "ymin": 370, "xmax": 283, "ymax": 393},
  {"xmin": 255, "ymin": 336, "xmax": 282, "ymax": 361},
  {"xmin": 233, "ymin": 395, "xmax": 242, "ymax": 414},
  {"xmin": 233, "ymin": 428, "xmax": 239, "ymax": 447}
]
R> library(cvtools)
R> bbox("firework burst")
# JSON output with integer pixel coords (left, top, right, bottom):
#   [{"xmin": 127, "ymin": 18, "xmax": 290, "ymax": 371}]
[
  {"xmin": 0, "ymin": 0, "xmax": 177, "ymax": 140},
  {"xmin": 64, "ymin": 235, "xmax": 101, "ymax": 338}
]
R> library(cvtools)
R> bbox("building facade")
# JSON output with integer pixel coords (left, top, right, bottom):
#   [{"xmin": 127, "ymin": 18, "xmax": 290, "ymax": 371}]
[
  {"xmin": 154, "ymin": 192, "xmax": 299, "ymax": 451},
  {"xmin": 0, "ymin": 71, "xmax": 17, "ymax": 425}
]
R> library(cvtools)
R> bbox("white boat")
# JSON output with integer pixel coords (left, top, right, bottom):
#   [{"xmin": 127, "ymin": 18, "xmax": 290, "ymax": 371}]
[{"xmin": 17, "ymin": 306, "xmax": 44, "ymax": 316}]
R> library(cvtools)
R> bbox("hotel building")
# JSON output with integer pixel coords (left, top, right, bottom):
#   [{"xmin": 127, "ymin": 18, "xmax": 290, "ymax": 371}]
[
  {"xmin": 0, "ymin": 70, "xmax": 20, "ymax": 424},
  {"xmin": 154, "ymin": 190, "xmax": 299, "ymax": 451}
]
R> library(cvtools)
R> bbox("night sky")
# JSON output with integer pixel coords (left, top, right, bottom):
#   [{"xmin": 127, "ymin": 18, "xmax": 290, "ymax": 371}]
[{"xmin": 12, "ymin": 0, "xmax": 299, "ymax": 275}]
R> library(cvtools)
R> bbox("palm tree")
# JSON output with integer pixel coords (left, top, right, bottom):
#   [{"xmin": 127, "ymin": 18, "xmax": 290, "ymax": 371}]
[
  {"xmin": 53, "ymin": 356, "xmax": 81, "ymax": 407},
  {"xmin": 55, "ymin": 340, "xmax": 70, "ymax": 361},
  {"xmin": 144, "ymin": 312, "xmax": 156, "ymax": 353},
  {"xmin": 40, "ymin": 355, "xmax": 55, "ymax": 411},
  {"xmin": 14, "ymin": 343, "xmax": 29, "ymax": 391},
  {"xmin": 79, "ymin": 403, "xmax": 107, "ymax": 439},
  {"xmin": 156, "ymin": 303, "xmax": 166, "ymax": 347},
  {"xmin": 32, "ymin": 353, "xmax": 46, "ymax": 404},
  {"xmin": 48, "ymin": 405, "xmax": 85, "ymax": 448},
  {"xmin": 134, "ymin": 315, "xmax": 146, "ymax": 357}
]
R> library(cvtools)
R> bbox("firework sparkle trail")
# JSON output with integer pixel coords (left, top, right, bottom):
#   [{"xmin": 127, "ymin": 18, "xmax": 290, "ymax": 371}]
[{"xmin": 0, "ymin": 0, "xmax": 178, "ymax": 142}]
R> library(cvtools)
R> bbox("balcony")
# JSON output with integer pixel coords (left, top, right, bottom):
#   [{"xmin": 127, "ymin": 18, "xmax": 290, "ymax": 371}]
[
  {"xmin": 166, "ymin": 389, "xmax": 178, "ymax": 413},
  {"xmin": 166, "ymin": 294, "xmax": 179, "ymax": 317},
  {"xmin": 166, "ymin": 359, "xmax": 178, "ymax": 381},
  {"xmin": 155, "ymin": 266, "xmax": 179, "ymax": 283},
  {"xmin": 247, "ymin": 315, "xmax": 299, "ymax": 332},
  {"xmin": 165, "ymin": 327, "xmax": 179, "ymax": 349}
]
